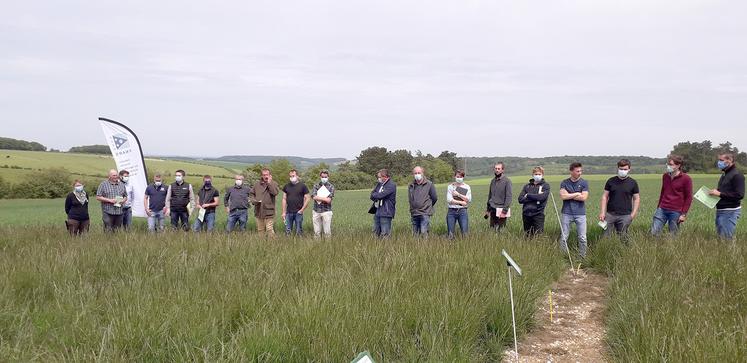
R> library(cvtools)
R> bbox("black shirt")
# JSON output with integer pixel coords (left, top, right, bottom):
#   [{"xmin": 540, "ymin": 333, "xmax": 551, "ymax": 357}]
[
  {"xmin": 197, "ymin": 186, "xmax": 220, "ymax": 214},
  {"xmin": 716, "ymin": 165, "xmax": 745, "ymax": 209},
  {"xmin": 604, "ymin": 176, "xmax": 640, "ymax": 215},
  {"xmin": 282, "ymin": 182, "xmax": 309, "ymax": 214},
  {"xmin": 65, "ymin": 192, "xmax": 90, "ymax": 221}
]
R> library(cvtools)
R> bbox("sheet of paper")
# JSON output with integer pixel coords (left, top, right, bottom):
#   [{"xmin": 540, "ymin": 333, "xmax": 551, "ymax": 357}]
[
  {"xmin": 598, "ymin": 220, "xmax": 608, "ymax": 230},
  {"xmin": 198, "ymin": 208, "xmax": 206, "ymax": 222},
  {"xmin": 495, "ymin": 207, "xmax": 511, "ymax": 218},
  {"xmin": 316, "ymin": 185, "xmax": 331, "ymax": 199},
  {"xmin": 694, "ymin": 186, "xmax": 719, "ymax": 209}
]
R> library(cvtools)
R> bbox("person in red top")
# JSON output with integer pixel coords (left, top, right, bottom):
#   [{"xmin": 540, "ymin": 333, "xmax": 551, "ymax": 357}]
[{"xmin": 651, "ymin": 154, "xmax": 693, "ymax": 235}]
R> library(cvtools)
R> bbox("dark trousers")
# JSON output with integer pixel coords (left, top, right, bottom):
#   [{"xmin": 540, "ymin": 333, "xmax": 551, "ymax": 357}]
[
  {"xmin": 122, "ymin": 207, "xmax": 132, "ymax": 230},
  {"xmin": 171, "ymin": 211, "xmax": 190, "ymax": 231},
  {"xmin": 489, "ymin": 208, "xmax": 508, "ymax": 231},
  {"xmin": 522, "ymin": 213, "xmax": 545, "ymax": 237},
  {"xmin": 66, "ymin": 218, "xmax": 90, "ymax": 236},
  {"xmin": 102, "ymin": 212, "xmax": 124, "ymax": 232}
]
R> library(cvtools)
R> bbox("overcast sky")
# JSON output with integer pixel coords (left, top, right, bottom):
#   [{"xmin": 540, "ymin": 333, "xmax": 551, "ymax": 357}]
[{"xmin": 1, "ymin": 1, "xmax": 746, "ymax": 159}]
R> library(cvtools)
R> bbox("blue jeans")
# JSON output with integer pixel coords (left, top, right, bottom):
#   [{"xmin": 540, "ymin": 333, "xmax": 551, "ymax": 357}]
[
  {"xmin": 373, "ymin": 216, "xmax": 393, "ymax": 238},
  {"xmin": 446, "ymin": 208, "xmax": 469, "ymax": 238},
  {"xmin": 122, "ymin": 207, "xmax": 132, "ymax": 230},
  {"xmin": 226, "ymin": 208, "xmax": 248, "ymax": 232},
  {"xmin": 716, "ymin": 209, "xmax": 741, "ymax": 240},
  {"xmin": 560, "ymin": 214, "xmax": 588, "ymax": 257},
  {"xmin": 651, "ymin": 208, "xmax": 681, "ymax": 235},
  {"xmin": 147, "ymin": 210, "xmax": 165, "ymax": 232},
  {"xmin": 285, "ymin": 212, "xmax": 304, "ymax": 236},
  {"xmin": 193, "ymin": 211, "xmax": 216, "ymax": 232},
  {"xmin": 411, "ymin": 214, "xmax": 431, "ymax": 237}
]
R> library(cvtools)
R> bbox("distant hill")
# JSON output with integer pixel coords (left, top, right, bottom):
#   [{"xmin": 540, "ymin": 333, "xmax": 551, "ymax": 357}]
[
  {"xmin": 464, "ymin": 155, "xmax": 669, "ymax": 176},
  {"xmin": 0, "ymin": 137, "xmax": 46, "ymax": 152},
  {"xmin": 169, "ymin": 155, "xmax": 348, "ymax": 170}
]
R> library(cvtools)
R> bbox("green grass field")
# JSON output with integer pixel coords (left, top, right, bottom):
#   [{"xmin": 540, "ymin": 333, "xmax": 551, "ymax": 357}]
[{"xmin": 0, "ymin": 172, "xmax": 745, "ymax": 361}]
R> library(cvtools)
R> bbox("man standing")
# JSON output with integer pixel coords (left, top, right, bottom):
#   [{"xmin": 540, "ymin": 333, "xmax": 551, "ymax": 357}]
[
  {"xmin": 311, "ymin": 170, "xmax": 335, "ymax": 239},
  {"xmin": 599, "ymin": 159, "xmax": 640, "ymax": 241},
  {"xmin": 119, "ymin": 170, "xmax": 134, "ymax": 230},
  {"xmin": 144, "ymin": 173, "xmax": 168, "ymax": 232},
  {"xmin": 250, "ymin": 168, "xmax": 280, "ymax": 238},
  {"xmin": 709, "ymin": 153, "xmax": 744, "ymax": 240},
  {"xmin": 559, "ymin": 163, "xmax": 590, "ymax": 257},
  {"xmin": 282, "ymin": 169, "xmax": 310, "ymax": 236},
  {"xmin": 165, "ymin": 169, "xmax": 195, "ymax": 231},
  {"xmin": 193, "ymin": 175, "xmax": 220, "ymax": 232},
  {"xmin": 518, "ymin": 166, "xmax": 550, "ymax": 237},
  {"xmin": 408, "ymin": 166, "xmax": 438, "ymax": 237},
  {"xmin": 224, "ymin": 175, "xmax": 252, "ymax": 232},
  {"xmin": 652, "ymin": 155, "xmax": 693, "ymax": 236},
  {"xmin": 486, "ymin": 162, "xmax": 512, "ymax": 232},
  {"xmin": 370, "ymin": 169, "xmax": 397, "ymax": 238},
  {"xmin": 95, "ymin": 169, "xmax": 128, "ymax": 232}
]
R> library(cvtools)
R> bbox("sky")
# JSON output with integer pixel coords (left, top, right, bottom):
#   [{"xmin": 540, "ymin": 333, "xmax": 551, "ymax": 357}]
[{"xmin": 1, "ymin": 1, "xmax": 746, "ymax": 159}]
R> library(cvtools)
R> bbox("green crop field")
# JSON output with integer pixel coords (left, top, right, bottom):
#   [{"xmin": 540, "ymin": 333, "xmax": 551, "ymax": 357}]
[
  {"xmin": 0, "ymin": 150, "xmax": 238, "ymax": 184},
  {"xmin": 0, "ymin": 172, "xmax": 745, "ymax": 361}
]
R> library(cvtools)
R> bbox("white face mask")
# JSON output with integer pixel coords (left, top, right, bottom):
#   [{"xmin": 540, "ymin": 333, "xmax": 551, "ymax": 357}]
[
  {"xmin": 666, "ymin": 164, "xmax": 675, "ymax": 173},
  {"xmin": 289, "ymin": 176, "xmax": 298, "ymax": 184},
  {"xmin": 533, "ymin": 175, "xmax": 543, "ymax": 182},
  {"xmin": 618, "ymin": 169, "xmax": 629, "ymax": 178},
  {"xmin": 121, "ymin": 176, "xmax": 129, "ymax": 183},
  {"xmin": 154, "ymin": 181, "xmax": 162, "ymax": 186},
  {"xmin": 320, "ymin": 177, "xmax": 329, "ymax": 184},
  {"xmin": 74, "ymin": 185, "xmax": 84, "ymax": 192},
  {"xmin": 455, "ymin": 177, "xmax": 464, "ymax": 183},
  {"xmin": 175, "ymin": 175, "xmax": 183, "ymax": 183},
  {"xmin": 413, "ymin": 173, "xmax": 423, "ymax": 181},
  {"xmin": 377, "ymin": 177, "xmax": 384, "ymax": 184},
  {"xmin": 235, "ymin": 179, "xmax": 243, "ymax": 186}
]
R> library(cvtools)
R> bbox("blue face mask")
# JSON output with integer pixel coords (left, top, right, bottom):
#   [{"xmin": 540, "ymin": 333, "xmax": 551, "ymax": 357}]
[{"xmin": 717, "ymin": 160, "xmax": 728, "ymax": 170}]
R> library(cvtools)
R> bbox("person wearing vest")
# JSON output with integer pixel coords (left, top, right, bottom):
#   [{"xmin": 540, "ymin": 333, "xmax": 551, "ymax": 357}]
[
  {"xmin": 165, "ymin": 169, "xmax": 195, "ymax": 231},
  {"xmin": 193, "ymin": 175, "xmax": 220, "ymax": 232}
]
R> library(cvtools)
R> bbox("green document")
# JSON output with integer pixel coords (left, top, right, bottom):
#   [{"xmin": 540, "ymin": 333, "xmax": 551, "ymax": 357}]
[{"xmin": 694, "ymin": 186, "xmax": 719, "ymax": 209}]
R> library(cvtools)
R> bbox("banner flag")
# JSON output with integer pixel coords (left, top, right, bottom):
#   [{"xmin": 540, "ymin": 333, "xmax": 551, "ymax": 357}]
[{"xmin": 99, "ymin": 117, "xmax": 149, "ymax": 218}]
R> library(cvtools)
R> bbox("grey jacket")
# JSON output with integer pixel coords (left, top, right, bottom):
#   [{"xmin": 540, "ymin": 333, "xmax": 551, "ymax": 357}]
[
  {"xmin": 224, "ymin": 185, "xmax": 252, "ymax": 211},
  {"xmin": 487, "ymin": 174, "xmax": 512, "ymax": 210},
  {"xmin": 408, "ymin": 178, "xmax": 438, "ymax": 216}
]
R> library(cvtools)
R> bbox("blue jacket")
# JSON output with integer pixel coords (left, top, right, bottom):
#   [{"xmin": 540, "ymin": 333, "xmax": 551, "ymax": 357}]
[
  {"xmin": 370, "ymin": 179, "xmax": 397, "ymax": 218},
  {"xmin": 518, "ymin": 179, "xmax": 550, "ymax": 216}
]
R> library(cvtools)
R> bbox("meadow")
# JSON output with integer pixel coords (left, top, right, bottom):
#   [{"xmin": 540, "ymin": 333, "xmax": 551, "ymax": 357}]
[{"xmin": 0, "ymin": 172, "xmax": 745, "ymax": 361}]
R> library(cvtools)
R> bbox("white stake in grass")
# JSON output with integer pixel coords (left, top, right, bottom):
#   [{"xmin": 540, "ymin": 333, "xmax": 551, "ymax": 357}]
[
  {"xmin": 549, "ymin": 191, "xmax": 575, "ymax": 275},
  {"xmin": 502, "ymin": 249, "xmax": 522, "ymax": 363}
]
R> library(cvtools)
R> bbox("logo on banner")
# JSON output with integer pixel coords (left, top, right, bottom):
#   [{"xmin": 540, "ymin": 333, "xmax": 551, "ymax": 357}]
[{"xmin": 113, "ymin": 134, "xmax": 130, "ymax": 149}]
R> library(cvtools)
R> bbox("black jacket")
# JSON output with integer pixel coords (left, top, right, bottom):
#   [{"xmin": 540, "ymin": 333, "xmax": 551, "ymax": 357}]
[
  {"xmin": 65, "ymin": 192, "xmax": 90, "ymax": 221},
  {"xmin": 717, "ymin": 165, "xmax": 745, "ymax": 209},
  {"xmin": 518, "ymin": 179, "xmax": 550, "ymax": 216}
]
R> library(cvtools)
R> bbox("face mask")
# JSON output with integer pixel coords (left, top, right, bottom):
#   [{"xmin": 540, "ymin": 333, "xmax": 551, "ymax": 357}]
[
  {"xmin": 717, "ymin": 160, "xmax": 728, "ymax": 170},
  {"xmin": 290, "ymin": 176, "xmax": 298, "ymax": 184},
  {"xmin": 533, "ymin": 175, "xmax": 543, "ymax": 183},
  {"xmin": 154, "ymin": 181, "xmax": 162, "ymax": 187},
  {"xmin": 377, "ymin": 178, "xmax": 384, "ymax": 184},
  {"xmin": 235, "ymin": 180, "xmax": 243, "ymax": 186},
  {"xmin": 74, "ymin": 185, "xmax": 84, "ymax": 192},
  {"xmin": 121, "ymin": 176, "xmax": 129, "ymax": 183},
  {"xmin": 455, "ymin": 177, "xmax": 464, "ymax": 183},
  {"xmin": 666, "ymin": 164, "xmax": 675, "ymax": 173},
  {"xmin": 413, "ymin": 173, "xmax": 423, "ymax": 181},
  {"xmin": 175, "ymin": 176, "xmax": 183, "ymax": 183},
  {"xmin": 204, "ymin": 180, "xmax": 212, "ymax": 187},
  {"xmin": 495, "ymin": 172, "xmax": 503, "ymax": 178},
  {"xmin": 320, "ymin": 177, "xmax": 329, "ymax": 184},
  {"xmin": 618, "ymin": 169, "xmax": 629, "ymax": 178}
]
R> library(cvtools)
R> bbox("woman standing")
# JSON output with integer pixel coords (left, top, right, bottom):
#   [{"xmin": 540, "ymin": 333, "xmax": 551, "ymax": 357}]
[
  {"xmin": 65, "ymin": 180, "xmax": 90, "ymax": 235},
  {"xmin": 446, "ymin": 170, "xmax": 471, "ymax": 239}
]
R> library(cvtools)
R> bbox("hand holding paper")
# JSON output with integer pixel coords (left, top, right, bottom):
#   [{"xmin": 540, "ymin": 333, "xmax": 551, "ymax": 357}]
[{"xmin": 694, "ymin": 186, "xmax": 719, "ymax": 209}]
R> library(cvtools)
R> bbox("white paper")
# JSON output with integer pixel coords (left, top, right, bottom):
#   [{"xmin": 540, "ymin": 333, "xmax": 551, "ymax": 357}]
[
  {"xmin": 198, "ymin": 208, "xmax": 206, "ymax": 222},
  {"xmin": 598, "ymin": 220, "xmax": 608, "ymax": 230},
  {"xmin": 495, "ymin": 207, "xmax": 511, "ymax": 218},
  {"xmin": 316, "ymin": 185, "xmax": 331, "ymax": 199}
]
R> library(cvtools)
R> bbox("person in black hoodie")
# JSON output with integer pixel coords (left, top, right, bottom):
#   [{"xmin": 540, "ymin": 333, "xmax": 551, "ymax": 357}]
[
  {"xmin": 64, "ymin": 179, "xmax": 90, "ymax": 236},
  {"xmin": 709, "ymin": 153, "xmax": 745, "ymax": 240},
  {"xmin": 518, "ymin": 166, "xmax": 550, "ymax": 237}
]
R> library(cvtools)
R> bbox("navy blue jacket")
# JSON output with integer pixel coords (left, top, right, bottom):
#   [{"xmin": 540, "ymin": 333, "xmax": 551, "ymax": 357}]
[
  {"xmin": 518, "ymin": 179, "xmax": 550, "ymax": 216},
  {"xmin": 370, "ymin": 179, "xmax": 397, "ymax": 218}
]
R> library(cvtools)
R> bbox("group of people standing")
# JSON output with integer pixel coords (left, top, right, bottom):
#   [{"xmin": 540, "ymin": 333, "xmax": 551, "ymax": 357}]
[{"xmin": 64, "ymin": 154, "xmax": 744, "ymax": 252}]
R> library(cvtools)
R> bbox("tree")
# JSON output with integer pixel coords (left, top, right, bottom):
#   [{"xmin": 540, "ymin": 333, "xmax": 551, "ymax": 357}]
[
  {"xmin": 267, "ymin": 159, "xmax": 295, "ymax": 186},
  {"xmin": 356, "ymin": 146, "xmax": 390, "ymax": 175},
  {"xmin": 12, "ymin": 168, "xmax": 71, "ymax": 198},
  {"xmin": 68, "ymin": 145, "xmax": 110, "ymax": 154},
  {"xmin": 0, "ymin": 137, "xmax": 46, "ymax": 151},
  {"xmin": 670, "ymin": 140, "xmax": 747, "ymax": 172},
  {"xmin": 437, "ymin": 150, "xmax": 460, "ymax": 171},
  {"xmin": 389, "ymin": 149, "xmax": 414, "ymax": 176},
  {"xmin": 303, "ymin": 163, "xmax": 330, "ymax": 183}
]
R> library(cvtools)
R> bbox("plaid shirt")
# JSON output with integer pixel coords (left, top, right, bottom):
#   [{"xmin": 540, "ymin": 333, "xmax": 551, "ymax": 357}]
[
  {"xmin": 311, "ymin": 182, "xmax": 335, "ymax": 213},
  {"xmin": 96, "ymin": 179, "xmax": 127, "ymax": 215}
]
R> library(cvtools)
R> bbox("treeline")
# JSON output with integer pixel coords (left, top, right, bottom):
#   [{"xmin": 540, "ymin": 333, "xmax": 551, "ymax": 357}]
[
  {"xmin": 68, "ymin": 145, "xmax": 110, "ymax": 154},
  {"xmin": 464, "ymin": 155, "xmax": 668, "ymax": 176},
  {"xmin": 0, "ymin": 137, "xmax": 46, "ymax": 151},
  {"xmin": 670, "ymin": 140, "xmax": 747, "ymax": 172}
]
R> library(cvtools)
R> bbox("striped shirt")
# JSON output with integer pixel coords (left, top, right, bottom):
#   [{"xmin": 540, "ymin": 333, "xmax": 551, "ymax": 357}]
[{"xmin": 96, "ymin": 180, "xmax": 127, "ymax": 215}]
